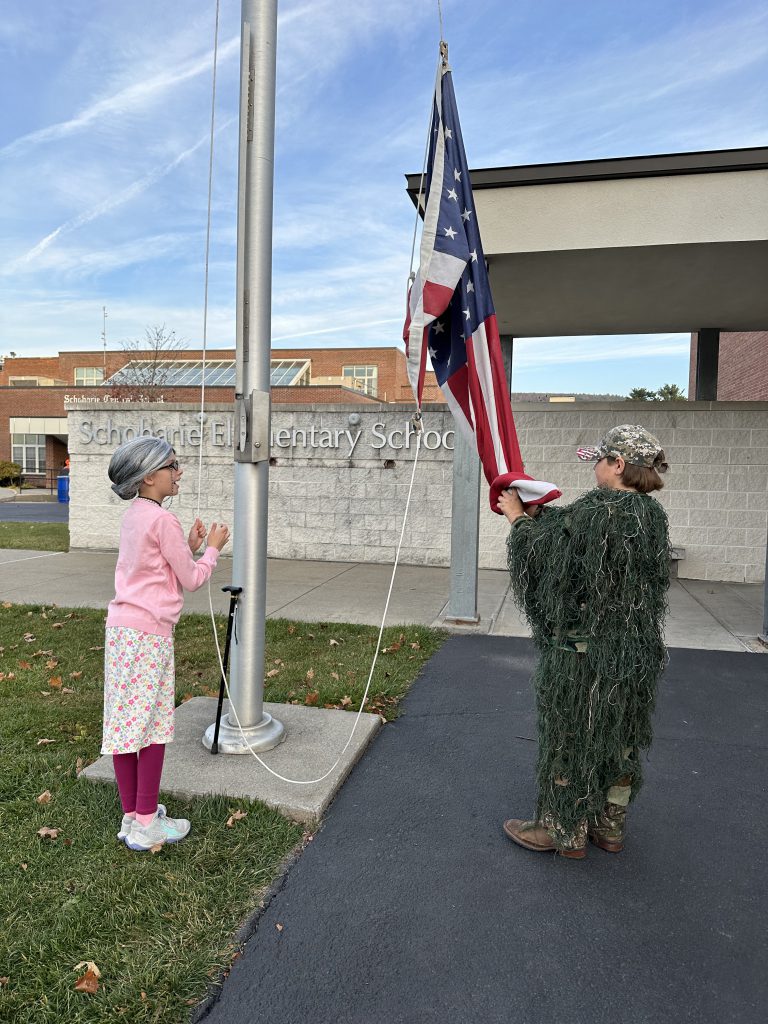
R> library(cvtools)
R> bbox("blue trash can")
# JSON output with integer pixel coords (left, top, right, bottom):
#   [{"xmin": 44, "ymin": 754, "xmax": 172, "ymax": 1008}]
[{"xmin": 57, "ymin": 475, "xmax": 70, "ymax": 504}]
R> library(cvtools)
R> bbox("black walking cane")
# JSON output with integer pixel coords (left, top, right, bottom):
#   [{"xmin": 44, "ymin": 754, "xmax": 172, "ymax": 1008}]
[{"xmin": 210, "ymin": 585, "xmax": 242, "ymax": 755}]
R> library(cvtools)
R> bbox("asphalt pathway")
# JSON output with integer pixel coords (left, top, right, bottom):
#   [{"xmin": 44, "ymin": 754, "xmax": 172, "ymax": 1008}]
[
  {"xmin": 199, "ymin": 636, "xmax": 766, "ymax": 1024},
  {"xmin": 0, "ymin": 501, "xmax": 68, "ymax": 522}
]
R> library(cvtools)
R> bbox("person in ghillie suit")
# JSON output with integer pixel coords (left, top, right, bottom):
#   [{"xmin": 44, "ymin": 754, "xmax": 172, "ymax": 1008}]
[{"xmin": 499, "ymin": 424, "xmax": 671, "ymax": 860}]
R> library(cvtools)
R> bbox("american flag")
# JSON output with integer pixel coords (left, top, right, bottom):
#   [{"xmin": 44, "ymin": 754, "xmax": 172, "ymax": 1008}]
[{"xmin": 404, "ymin": 58, "xmax": 560, "ymax": 512}]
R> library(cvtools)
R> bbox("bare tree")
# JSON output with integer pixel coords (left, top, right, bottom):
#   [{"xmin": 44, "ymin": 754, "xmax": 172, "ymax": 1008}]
[{"xmin": 107, "ymin": 325, "xmax": 187, "ymax": 401}]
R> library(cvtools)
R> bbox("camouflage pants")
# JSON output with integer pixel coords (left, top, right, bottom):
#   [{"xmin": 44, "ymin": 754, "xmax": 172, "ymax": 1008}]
[{"xmin": 542, "ymin": 776, "xmax": 633, "ymax": 850}]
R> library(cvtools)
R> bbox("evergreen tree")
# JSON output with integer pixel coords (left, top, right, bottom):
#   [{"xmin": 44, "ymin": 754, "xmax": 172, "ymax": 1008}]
[
  {"xmin": 627, "ymin": 387, "xmax": 656, "ymax": 401},
  {"xmin": 656, "ymin": 383, "xmax": 686, "ymax": 401}
]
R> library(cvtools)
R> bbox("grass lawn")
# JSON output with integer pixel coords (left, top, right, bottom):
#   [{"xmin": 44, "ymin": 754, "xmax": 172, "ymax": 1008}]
[
  {"xmin": 0, "ymin": 522, "xmax": 70, "ymax": 551},
  {"xmin": 0, "ymin": 603, "xmax": 444, "ymax": 1022}
]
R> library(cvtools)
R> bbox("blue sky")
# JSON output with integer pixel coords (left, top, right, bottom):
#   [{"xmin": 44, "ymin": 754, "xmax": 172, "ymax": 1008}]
[{"xmin": 1, "ymin": 0, "xmax": 767, "ymax": 395}]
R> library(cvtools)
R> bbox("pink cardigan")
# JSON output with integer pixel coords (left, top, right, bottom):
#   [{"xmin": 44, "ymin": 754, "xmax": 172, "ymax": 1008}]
[{"xmin": 106, "ymin": 498, "xmax": 220, "ymax": 638}]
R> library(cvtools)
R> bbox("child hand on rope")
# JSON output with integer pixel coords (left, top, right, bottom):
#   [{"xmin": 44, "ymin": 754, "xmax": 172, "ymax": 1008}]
[
  {"xmin": 207, "ymin": 522, "xmax": 230, "ymax": 551},
  {"xmin": 188, "ymin": 517, "xmax": 207, "ymax": 553}
]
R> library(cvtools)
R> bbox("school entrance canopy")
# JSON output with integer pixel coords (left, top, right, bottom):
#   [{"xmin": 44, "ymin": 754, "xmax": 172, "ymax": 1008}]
[
  {"xmin": 406, "ymin": 145, "xmax": 768, "ymax": 639},
  {"xmin": 406, "ymin": 144, "xmax": 768, "ymax": 351}
]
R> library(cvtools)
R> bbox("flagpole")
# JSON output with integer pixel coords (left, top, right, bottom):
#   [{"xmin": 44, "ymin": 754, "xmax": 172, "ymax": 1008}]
[{"xmin": 203, "ymin": 0, "xmax": 284, "ymax": 754}]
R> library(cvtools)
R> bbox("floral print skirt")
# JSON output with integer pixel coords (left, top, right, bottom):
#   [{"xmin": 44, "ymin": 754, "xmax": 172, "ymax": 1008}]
[{"xmin": 101, "ymin": 626, "xmax": 175, "ymax": 755}]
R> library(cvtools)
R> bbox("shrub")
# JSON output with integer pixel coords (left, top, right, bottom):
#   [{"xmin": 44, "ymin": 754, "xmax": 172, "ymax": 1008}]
[{"xmin": 0, "ymin": 461, "xmax": 21, "ymax": 486}]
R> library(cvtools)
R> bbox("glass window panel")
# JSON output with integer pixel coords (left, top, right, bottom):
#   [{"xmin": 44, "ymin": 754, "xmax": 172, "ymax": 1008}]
[{"xmin": 12, "ymin": 447, "xmax": 22, "ymax": 462}]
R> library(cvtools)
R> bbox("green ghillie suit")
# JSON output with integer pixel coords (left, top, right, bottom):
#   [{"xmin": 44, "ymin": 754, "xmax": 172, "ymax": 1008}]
[{"xmin": 507, "ymin": 487, "xmax": 670, "ymax": 848}]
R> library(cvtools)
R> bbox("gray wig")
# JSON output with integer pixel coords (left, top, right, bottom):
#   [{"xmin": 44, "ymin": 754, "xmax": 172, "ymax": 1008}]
[{"xmin": 108, "ymin": 436, "xmax": 174, "ymax": 500}]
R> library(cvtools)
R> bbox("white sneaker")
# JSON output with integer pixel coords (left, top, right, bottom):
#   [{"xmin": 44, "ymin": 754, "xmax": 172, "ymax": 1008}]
[
  {"xmin": 125, "ymin": 810, "xmax": 190, "ymax": 851},
  {"xmin": 117, "ymin": 803, "xmax": 166, "ymax": 842}
]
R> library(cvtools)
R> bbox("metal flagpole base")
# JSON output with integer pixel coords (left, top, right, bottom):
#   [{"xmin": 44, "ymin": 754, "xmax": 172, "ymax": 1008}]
[{"xmin": 202, "ymin": 711, "xmax": 285, "ymax": 754}]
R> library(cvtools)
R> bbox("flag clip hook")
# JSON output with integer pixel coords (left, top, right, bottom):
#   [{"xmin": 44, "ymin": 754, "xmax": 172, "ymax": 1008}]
[{"xmin": 411, "ymin": 411, "xmax": 424, "ymax": 434}]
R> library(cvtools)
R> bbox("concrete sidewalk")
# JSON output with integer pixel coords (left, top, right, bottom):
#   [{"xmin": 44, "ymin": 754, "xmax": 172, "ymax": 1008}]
[{"xmin": 0, "ymin": 548, "xmax": 764, "ymax": 651}]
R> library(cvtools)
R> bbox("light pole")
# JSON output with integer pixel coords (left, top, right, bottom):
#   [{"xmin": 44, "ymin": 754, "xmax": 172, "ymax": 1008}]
[{"xmin": 203, "ymin": 0, "xmax": 284, "ymax": 754}]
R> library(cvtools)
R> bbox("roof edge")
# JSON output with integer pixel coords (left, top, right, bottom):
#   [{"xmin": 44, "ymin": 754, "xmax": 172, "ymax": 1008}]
[{"xmin": 405, "ymin": 145, "xmax": 768, "ymax": 203}]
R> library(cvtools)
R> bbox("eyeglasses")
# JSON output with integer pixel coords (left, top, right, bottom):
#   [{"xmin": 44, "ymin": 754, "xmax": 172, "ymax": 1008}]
[{"xmin": 163, "ymin": 460, "xmax": 180, "ymax": 472}]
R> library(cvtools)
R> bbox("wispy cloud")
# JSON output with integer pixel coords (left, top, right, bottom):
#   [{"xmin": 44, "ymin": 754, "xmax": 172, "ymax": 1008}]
[
  {"xmin": 14, "ymin": 119, "xmax": 234, "ymax": 267},
  {"xmin": 1, "ymin": 38, "xmax": 240, "ymax": 158}
]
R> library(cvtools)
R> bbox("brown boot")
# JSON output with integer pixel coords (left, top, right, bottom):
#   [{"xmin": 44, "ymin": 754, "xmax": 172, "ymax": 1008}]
[
  {"xmin": 588, "ymin": 779, "xmax": 631, "ymax": 853},
  {"xmin": 503, "ymin": 818, "xmax": 586, "ymax": 859}
]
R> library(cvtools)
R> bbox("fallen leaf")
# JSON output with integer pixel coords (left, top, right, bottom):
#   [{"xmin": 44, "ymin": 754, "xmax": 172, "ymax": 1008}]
[
  {"xmin": 329, "ymin": 638, "xmax": 341, "ymax": 647},
  {"xmin": 304, "ymin": 691, "xmax": 319, "ymax": 706},
  {"xmin": 141, "ymin": 991, "xmax": 147, "ymax": 1001},
  {"xmin": 89, "ymin": 646, "xmax": 104, "ymax": 651},
  {"xmin": 63, "ymin": 838, "xmax": 73, "ymax": 847},
  {"xmin": 62, "ymin": 687, "xmax": 75, "ymax": 694},
  {"xmin": 275, "ymin": 923, "xmax": 284, "ymax": 932},
  {"xmin": 307, "ymin": 633, "xmax": 315, "ymax": 640},
  {"xmin": 37, "ymin": 738, "xmax": 55, "ymax": 746},
  {"xmin": 36, "ymin": 790, "xmax": 52, "ymax": 804},
  {"xmin": 40, "ymin": 691, "xmax": 51, "ymax": 697},
  {"xmin": 149, "ymin": 843, "xmax": 163, "ymax": 854},
  {"xmin": 75, "ymin": 757, "xmax": 84, "ymax": 773},
  {"xmin": 18, "ymin": 660, "xmax": 32, "ymax": 670},
  {"xmin": 0, "ymin": 977, "xmax": 8, "ymax": 986},
  {"xmin": 45, "ymin": 659, "xmax": 58, "ymax": 670},
  {"xmin": 554, "ymin": 776, "xmax": 570, "ymax": 787},
  {"xmin": 23, "ymin": 633, "xmax": 36, "ymax": 642},
  {"xmin": 181, "ymin": 693, "xmax": 194, "ymax": 702},
  {"xmin": 20, "ymin": 863, "xmax": 28, "ymax": 871},
  {"xmin": 226, "ymin": 810, "xmax": 248, "ymax": 828},
  {"xmin": 2, "ymin": 600, "xmax": 12, "ymax": 608},
  {"xmin": 410, "ymin": 642, "xmax": 421, "ymax": 650},
  {"xmin": 73, "ymin": 963, "xmax": 100, "ymax": 994},
  {"xmin": 287, "ymin": 625, "xmax": 295, "ymax": 635},
  {"xmin": 52, "ymin": 623, "xmax": 64, "ymax": 630},
  {"xmin": 331, "ymin": 671, "xmax": 340, "ymax": 681},
  {"xmin": 305, "ymin": 668, "xmax": 315, "ymax": 682},
  {"xmin": 49, "ymin": 676, "xmax": 63, "ymax": 689},
  {"xmin": 340, "ymin": 696, "xmax": 352, "ymax": 707},
  {"xmin": 37, "ymin": 826, "xmax": 60, "ymax": 839},
  {"xmin": 69, "ymin": 671, "xmax": 83, "ymax": 680},
  {"xmin": 266, "ymin": 669, "xmax": 280, "ymax": 678}
]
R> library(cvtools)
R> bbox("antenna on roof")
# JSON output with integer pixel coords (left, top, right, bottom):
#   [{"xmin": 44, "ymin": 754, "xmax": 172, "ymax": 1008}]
[{"xmin": 101, "ymin": 306, "xmax": 108, "ymax": 378}]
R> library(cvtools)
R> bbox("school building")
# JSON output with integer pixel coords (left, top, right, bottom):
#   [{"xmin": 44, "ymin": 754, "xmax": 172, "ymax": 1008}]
[{"xmin": 0, "ymin": 346, "xmax": 441, "ymax": 484}]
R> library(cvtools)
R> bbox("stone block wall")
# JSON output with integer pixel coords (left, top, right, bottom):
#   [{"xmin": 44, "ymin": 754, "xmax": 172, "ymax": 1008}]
[{"xmin": 67, "ymin": 401, "xmax": 768, "ymax": 583}]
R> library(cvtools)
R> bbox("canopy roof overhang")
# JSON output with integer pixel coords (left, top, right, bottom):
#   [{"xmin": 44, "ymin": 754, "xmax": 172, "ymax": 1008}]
[{"xmin": 406, "ymin": 147, "xmax": 768, "ymax": 336}]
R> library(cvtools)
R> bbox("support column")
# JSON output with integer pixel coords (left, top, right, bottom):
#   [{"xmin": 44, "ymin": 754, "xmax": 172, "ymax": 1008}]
[
  {"xmin": 444, "ymin": 335, "xmax": 514, "ymax": 624},
  {"xmin": 445, "ymin": 427, "xmax": 481, "ymax": 623},
  {"xmin": 694, "ymin": 329, "xmax": 720, "ymax": 401},
  {"xmin": 500, "ymin": 335, "xmax": 514, "ymax": 396}
]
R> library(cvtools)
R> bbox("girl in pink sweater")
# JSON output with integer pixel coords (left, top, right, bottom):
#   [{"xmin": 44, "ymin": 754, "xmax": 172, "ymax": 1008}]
[{"xmin": 104, "ymin": 436, "xmax": 230, "ymax": 851}]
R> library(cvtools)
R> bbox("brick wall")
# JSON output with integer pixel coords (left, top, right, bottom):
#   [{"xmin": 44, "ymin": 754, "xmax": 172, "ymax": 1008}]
[
  {"xmin": 689, "ymin": 331, "xmax": 768, "ymax": 400},
  {"xmin": 67, "ymin": 401, "xmax": 767, "ymax": 584}
]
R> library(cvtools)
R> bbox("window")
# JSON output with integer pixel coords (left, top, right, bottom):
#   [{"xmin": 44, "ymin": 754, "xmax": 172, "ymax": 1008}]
[
  {"xmin": 9, "ymin": 377, "xmax": 40, "ymax": 387},
  {"xmin": 74, "ymin": 366, "xmax": 105, "ymax": 386},
  {"xmin": 342, "ymin": 365, "xmax": 378, "ymax": 397},
  {"xmin": 11, "ymin": 434, "xmax": 46, "ymax": 474},
  {"xmin": 270, "ymin": 359, "xmax": 311, "ymax": 386}
]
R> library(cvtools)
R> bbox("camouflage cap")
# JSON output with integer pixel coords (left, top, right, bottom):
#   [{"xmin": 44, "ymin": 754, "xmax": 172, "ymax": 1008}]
[{"xmin": 576, "ymin": 424, "xmax": 666, "ymax": 468}]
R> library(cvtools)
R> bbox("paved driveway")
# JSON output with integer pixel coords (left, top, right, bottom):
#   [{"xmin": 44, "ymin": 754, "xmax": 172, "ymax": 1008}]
[{"xmin": 0, "ymin": 501, "xmax": 68, "ymax": 523}]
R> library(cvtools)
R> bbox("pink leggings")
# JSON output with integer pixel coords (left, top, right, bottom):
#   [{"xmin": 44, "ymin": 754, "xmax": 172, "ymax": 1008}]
[{"xmin": 112, "ymin": 743, "xmax": 166, "ymax": 815}]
